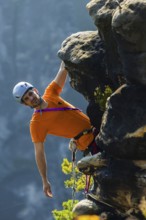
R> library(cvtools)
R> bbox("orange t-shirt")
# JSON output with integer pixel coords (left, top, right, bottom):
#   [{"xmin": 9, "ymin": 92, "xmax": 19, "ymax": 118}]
[{"xmin": 30, "ymin": 81, "xmax": 94, "ymax": 150}]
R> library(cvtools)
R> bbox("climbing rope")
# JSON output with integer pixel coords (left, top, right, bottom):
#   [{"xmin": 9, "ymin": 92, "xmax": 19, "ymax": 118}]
[
  {"xmin": 69, "ymin": 138, "xmax": 92, "ymax": 205},
  {"xmin": 69, "ymin": 138, "xmax": 78, "ymax": 207},
  {"xmin": 71, "ymin": 149, "xmax": 77, "ymax": 208}
]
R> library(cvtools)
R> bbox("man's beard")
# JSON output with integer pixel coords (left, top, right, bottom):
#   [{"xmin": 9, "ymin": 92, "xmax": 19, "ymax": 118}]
[{"xmin": 31, "ymin": 97, "xmax": 42, "ymax": 108}]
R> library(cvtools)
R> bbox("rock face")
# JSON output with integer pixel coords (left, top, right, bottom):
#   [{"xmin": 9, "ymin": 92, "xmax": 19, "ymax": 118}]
[
  {"xmin": 58, "ymin": 31, "xmax": 107, "ymax": 99},
  {"xmin": 112, "ymin": 0, "xmax": 146, "ymax": 85},
  {"xmin": 58, "ymin": 30, "xmax": 123, "ymax": 131},
  {"xmin": 98, "ymin": 84, "xmax": 146, "ymax": 159},
  {"xmin": 58, "ymin": 0, "xmax": 146, "ymax": 219},
  {"xmin": 58, "ymin": 30, "xmax": 107, "ymax": 130}
]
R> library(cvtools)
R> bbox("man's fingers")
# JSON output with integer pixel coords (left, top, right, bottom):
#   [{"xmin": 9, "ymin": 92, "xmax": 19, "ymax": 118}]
[
  {"xmin": 47, "ymin": 190, "xmax": 53, "ymax": 198},
  {"xmin": 44, "ymin": 189, "xmax": 53, "ymax": 198},
  {"xmin": 43, "ymin": 181, "xmax": 53, "ymax": 198}
]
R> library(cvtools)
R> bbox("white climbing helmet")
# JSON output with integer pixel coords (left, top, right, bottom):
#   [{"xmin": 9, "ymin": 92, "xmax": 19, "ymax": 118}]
[{"xmin": 13, "ymin": 81, "xmax": 34, "ymax": 103}]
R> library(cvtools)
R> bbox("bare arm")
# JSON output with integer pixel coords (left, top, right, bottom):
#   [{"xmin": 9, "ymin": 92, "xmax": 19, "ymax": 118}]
[
  {"xmin": 34, "ymin": 142, "xmax": 53, "ymax": 198},
  {"xmin": 54, "ymin": 61, "xmax": 68, "ymax": 88}
]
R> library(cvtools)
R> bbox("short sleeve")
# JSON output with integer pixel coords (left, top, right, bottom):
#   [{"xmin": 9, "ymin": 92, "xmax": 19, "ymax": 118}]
[
  {"xmin": 30, "ymin": 121, "xmax": 47, "ymax": 143},
  {"xmin": 43, "ymin": 81, "xmax": 62, "ymax": 99}
]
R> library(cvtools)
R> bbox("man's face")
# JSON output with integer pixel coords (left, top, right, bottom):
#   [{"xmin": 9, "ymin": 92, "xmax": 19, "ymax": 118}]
[{"xmin": 22, "ymin": 89, "xmax": 41, "ymax": 108}]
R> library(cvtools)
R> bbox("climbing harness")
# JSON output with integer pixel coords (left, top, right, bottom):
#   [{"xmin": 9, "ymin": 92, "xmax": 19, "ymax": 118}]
[
  {"xmin": 74, "ymin": 127, "xmax": 93, "ymax": 140},
  {"xmin": 34, "ymin": 107, "xmax": 81, "ymax": 113}
]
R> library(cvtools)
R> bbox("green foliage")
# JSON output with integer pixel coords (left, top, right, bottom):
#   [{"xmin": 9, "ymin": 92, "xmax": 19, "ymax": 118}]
[
  {"xmin": 52, "ymin": 158, "xmax": 93, "ymax": 220},
  {"xmin": 61, "ymin": 158, "xmax": 73, "ymax": 175},
  {"xmin": 94, "ymin": 85, "xmax": 113, "ymax": 111},
  {"xmin": 62, "ymin": 158, "xmax": 87, "ymax": 192},
  {"xmin": 52, "ymin": 199, "xmax": 78, "ymax": 220}
]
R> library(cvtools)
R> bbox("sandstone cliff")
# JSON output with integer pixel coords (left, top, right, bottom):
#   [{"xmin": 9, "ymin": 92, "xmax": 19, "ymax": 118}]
[{"xmin": 58, "ymin": 0, "xmax": 146, "ymax": 219}]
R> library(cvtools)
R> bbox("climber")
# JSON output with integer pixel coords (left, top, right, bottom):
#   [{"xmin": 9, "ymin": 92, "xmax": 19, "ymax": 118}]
[{"xmin": 12, "ymin": 61, "xmax": 100, "ymax": 198}]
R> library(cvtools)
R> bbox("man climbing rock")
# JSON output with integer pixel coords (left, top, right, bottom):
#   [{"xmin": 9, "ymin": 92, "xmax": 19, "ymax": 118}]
[{"xmin": 12, "ymin": 61, "xmax": 100, "ymax": 198}]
